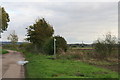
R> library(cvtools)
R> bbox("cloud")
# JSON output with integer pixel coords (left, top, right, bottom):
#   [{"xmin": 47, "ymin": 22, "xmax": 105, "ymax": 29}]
[
  {"xmin": 0, "ymin": 0, "xmax": 119, "ymax": 2},
  {"xmin": 1, "ymin": 2, "xmax": 118, "ymax": 44}
]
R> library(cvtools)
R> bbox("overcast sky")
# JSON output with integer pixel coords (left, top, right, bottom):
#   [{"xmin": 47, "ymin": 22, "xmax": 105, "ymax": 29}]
[{"xmin": 1, "ymin": 2, "xmax": 118, "ymax": 44}]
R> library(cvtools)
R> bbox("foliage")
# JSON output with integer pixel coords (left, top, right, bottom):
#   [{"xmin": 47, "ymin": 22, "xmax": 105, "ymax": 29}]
[
  {"xmin": 93, "ymin": 32, "xmax": 117, "ymax": 59},
  {"xmin": 26, "ymin": 18, "xmax": 54, "ymax": 49},
  {"xmin": 0, "ymin": 7, "xmax": 10, "ymax": 33},
  {"xmin": 0, "ymin": 49, "xmax": 8, "ymax": 54},
  {"xmin": 7, "ymin": 30, "xmax": 18, "ymax": 44},
  {"xmin": 43, "ymin": 37, "xmax": 54, "ymax": 55},
  {"xmin": 43, "ymin": 36, "xmax": 67, "ymax": 55},
  {"xmin": 19, "ymin": 43, "xmax": 38, "ymax": 53},
  {"xmin": 55, "ymin": 36, "xmax": 67, "ymax": 53}
]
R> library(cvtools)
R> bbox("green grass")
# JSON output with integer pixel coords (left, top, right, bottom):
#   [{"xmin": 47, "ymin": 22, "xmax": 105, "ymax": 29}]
[
  {"xmin": 0, "ymin": 49, "xmax": 9, "ymax": 54},
  {"xmin": 24, "ymin": 52, "xmax": 118, "ymax": 78}
]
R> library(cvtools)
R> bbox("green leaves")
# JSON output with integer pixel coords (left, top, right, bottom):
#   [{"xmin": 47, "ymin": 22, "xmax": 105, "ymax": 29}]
[
  {"xmin": 0, "ymin": 7, "xmax": 10, "ymax": 33},
  {"xmin": 43, "ymin": 36, "xmax": 67, "ymax": 55},
  {"xmin": 26, "ymin": 18, "xmax": 54, "ymax": 48}
]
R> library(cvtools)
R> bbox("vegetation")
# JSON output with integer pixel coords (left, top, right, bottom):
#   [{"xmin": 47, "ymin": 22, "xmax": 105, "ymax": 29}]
[
  {"xmin": 0, "ymin": 49, "xmax": 8, "ymax": 54},
  {"xmin": 7, "ymin": 30, "xmax": 18, "ymax": 44},
  {"xmin": 24, "ymin": 52, "xmax": 118, "ymax": 78},
  {"xmin": 93, "ymin": 32, "xmax": 117, "ymax": 59},
  {"xmin": 43, "ymin": 36, "xmax": 67, "ymax": 55},
  {"xmin": 25, "ymin": 18, "xmax": 67, "ymax": 55},
  {"xmin": 7, "ymin": 30, "xmax": 19, "ymax": 50},
  {"xmin": 0, "ymin": 7, "xmax": 10, "ymax": 33},
  {"xmin": 26, "ymin": 18, "xmax": 54, "ymax": 51}
]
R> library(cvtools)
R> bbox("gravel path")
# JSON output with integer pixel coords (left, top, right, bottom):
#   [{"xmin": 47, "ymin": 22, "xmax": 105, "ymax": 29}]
[{"xmin": 2, "ymin": 50, "xmax": 25, "ymax": 78}]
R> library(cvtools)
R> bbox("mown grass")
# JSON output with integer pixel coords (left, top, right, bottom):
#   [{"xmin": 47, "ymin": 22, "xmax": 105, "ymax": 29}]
[
  {"xmin": 24, "ymin": 52, "xmax": 118, "ymax": 78},
  {"xmin": 0, "ymin": 49, "xmax": 8, "ymax": 54}
]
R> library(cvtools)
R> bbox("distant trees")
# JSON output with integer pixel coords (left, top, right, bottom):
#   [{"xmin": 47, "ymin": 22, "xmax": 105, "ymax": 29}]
[
  {"xmin": 93, "ymin": 32, "xmax": 117, "ymax": 59},
  {"xmin": 0, "ymin": 7, "xmax": 10, "ymax": 33},
  {"xmin": 7, "ymin": 30, "xmax": 18, "ymax": 45},
  {"xmin": 26, "ymin": 18, "xmax": 54, "ymax": 51}
]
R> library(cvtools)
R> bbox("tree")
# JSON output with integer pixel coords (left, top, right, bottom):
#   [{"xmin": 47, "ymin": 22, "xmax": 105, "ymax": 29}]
[
  {"xmin": 26, "ymin": 18, "xmax": 54, "ymax": 50},
  {"xmin": 7, "ymin": 30, "xmax": 18, "ymax": 45},
  {"xmin": 0, "ymin": 7, "xmax": 10, "ymax": 33}
]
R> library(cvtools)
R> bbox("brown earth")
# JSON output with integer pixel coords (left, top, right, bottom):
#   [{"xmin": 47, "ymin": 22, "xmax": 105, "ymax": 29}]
[
  {"xmin": 82, "ymin": 60, "xmax": 119, "ymax": 72},
  {"xmin": 94, "ymin": 64, "xmax": 118, "ymax": 72}
]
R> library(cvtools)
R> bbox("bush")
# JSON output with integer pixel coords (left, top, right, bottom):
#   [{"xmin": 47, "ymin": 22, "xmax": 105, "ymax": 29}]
[
  {"xmin": 43, "ymin": 36, "xmax": 67, "ymax": 55},
  {"xmin": 93, "ymin": 40, "xmax": 107, "ymax": 59},
  {"xmin": 43, "ymin": 38, "xmax": 54, "ymax": 55},
  {"xmin": 3, "ymin": 44, "xmax": 19, "ymax": 50},
  {"xmin": 55, "ymin": 36, "xmax": 67, "ymax": 53},
  {"xmin": 19, "ymin": 43, "xmax": 39, "ymax": 53},
  {"xmin": 1, "ymin": 49, "xmax": 8, "ymax": 54},
  {"xmin": 93, "ymin": 32, "xmax": 117, "ymax": 59}
]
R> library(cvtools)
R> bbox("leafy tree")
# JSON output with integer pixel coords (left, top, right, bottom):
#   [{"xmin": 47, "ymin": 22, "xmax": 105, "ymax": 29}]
[
  {"xmin": 7, "ymin": 30, "xmax": 18, "ymax": 45},
  {"xmin": 0, "ymin": 7, "xmax": 10, "ymax": 33},
  {"xmin": 43, "ymin": 36, "xmax": 67, "ymax": 55},
  {"xmin": 26, "ymin": 18, "xmax": 54, "ymax": 50}
]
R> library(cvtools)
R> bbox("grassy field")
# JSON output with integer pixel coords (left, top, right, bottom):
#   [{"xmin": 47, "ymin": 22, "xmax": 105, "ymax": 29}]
[
  {"xmin": 0, "ymin": 49, "xmax": 9, "ymax": 54},
  {"xmin": 24, "ymin": 52, "xmax": 118, "ymax": 78}
]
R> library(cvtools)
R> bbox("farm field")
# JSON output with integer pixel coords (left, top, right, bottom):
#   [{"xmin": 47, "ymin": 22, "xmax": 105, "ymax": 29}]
[
  {"xmin": 24, "ymin": 52, "xmax": 118, "ymax": 78},
  {"xmin": 65, "ymin": 47, "xmax": 118, "ymax": 72}
]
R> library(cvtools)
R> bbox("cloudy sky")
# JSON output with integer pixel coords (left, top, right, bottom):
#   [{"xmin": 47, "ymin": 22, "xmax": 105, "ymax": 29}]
[{"xmin": 1, "ymin": 1, "xmax": 118, "ymax": 44}]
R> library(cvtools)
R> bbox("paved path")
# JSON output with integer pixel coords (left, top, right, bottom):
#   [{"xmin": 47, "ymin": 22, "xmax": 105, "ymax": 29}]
[{"xmin": 2, "ymin": 50, "xmax": 25, "ymax": 78}]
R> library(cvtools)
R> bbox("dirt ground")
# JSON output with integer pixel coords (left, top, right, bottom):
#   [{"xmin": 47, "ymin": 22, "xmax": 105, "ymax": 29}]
[
  {"xmin": 2, "ymin": 50, "xmax": 25, "ymax": 78},
  {"xmin": 95, "ymin": 64, "xmax": 118, "ymax": 72},
  {"xmin": 81, "ymin": 59, "xmax": 119, "ymax": 72}
]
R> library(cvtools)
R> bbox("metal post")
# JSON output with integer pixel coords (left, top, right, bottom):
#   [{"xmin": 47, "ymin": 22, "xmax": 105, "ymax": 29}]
[{"xmin": 54, "ymin": 38, "xmax": 56, "ymax": 59}]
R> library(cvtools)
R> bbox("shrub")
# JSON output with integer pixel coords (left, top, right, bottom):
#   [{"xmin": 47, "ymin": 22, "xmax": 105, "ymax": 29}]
[
  {"xmin": 55, "ymin": 36, "xmax": 67, "ymax": 53},
  {"xmin": 93, "ymin": 32, "xmax": 117, "ymax": 59},
  {"xmin": 3, "ymin": 44, "xmax": 19, "ymax": 50},
  {"xmin": 93, "ymin": 40, "xmax": 107, "ymax": 59},
  {"xmin": 43, "ymin": 38, "xmax": 54, "ymax": 55},
  {"xmin": 43, "ymin": 36, "xmax": 67, "ymax": 55},
  {"xmin": 19, "ymin": 43, "xmax": 39, "ymax": 53}
]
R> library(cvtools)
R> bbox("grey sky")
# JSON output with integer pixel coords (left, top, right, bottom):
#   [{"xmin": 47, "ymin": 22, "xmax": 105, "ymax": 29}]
[{"xmin": 1, "ymin": 2, "xmax": 118, "ymax": 44}]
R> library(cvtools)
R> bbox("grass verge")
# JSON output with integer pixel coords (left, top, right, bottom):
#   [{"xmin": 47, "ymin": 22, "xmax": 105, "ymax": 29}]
[
  {"xmin": 0, "ymin": 49, "xmax": 9, "ymax": 54},
  {"xmin": 24, "ymin": 52, "xmax": 118, "ymax": 78}
]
